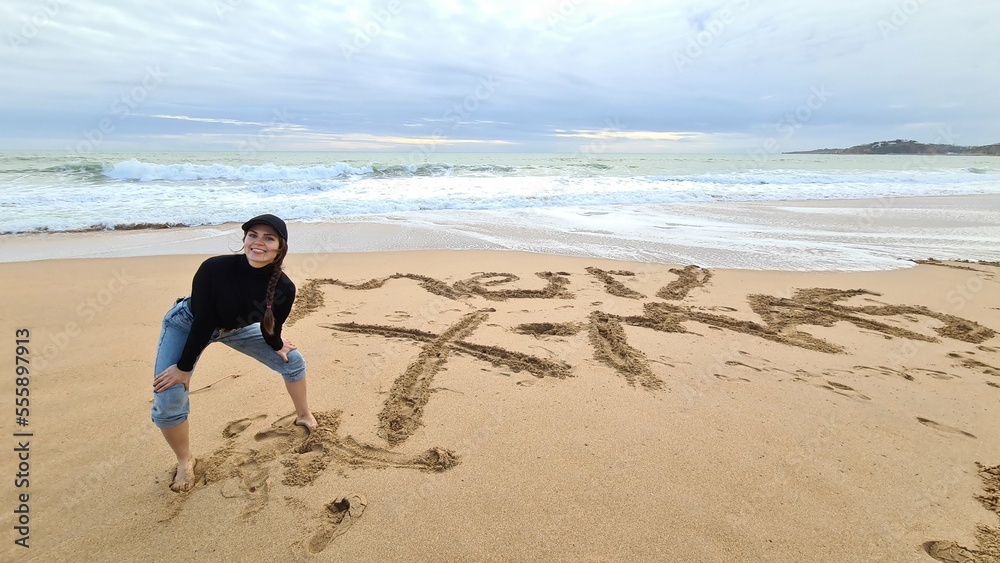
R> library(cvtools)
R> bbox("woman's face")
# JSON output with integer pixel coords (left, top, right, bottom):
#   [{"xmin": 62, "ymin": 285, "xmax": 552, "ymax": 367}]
[{"xmin": 242, "ymin": 224, "xmax": 283, "ymax": 268}]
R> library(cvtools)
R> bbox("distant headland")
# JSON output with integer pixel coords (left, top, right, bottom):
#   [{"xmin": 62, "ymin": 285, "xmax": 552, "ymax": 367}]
[{"xmin": 786, "ymin": 139, "xmax": 1000, "ymax": 156}]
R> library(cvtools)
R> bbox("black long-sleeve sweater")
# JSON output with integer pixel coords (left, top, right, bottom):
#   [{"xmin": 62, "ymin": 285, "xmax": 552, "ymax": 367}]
[{"xmin": 177, "ymin": 254, "xmax": 296, "ymax": 371}]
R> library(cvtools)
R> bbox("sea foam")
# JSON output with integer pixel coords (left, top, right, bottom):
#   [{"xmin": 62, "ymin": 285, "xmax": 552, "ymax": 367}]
[{"xmin": 3, "ymin": 154, "xmax": 999, "ymax": 236}]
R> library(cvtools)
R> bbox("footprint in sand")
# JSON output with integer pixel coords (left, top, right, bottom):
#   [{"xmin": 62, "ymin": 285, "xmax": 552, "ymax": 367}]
[
  {"xmin": 307, "ymin": 494, "xmax": 368, "ymax": 554},
  {"xmin": 714, "ymin": 373, "xmax": 750, "ymax": 382},
  {"xmin": 221, "ymin": 463, "xmax": 272, "ymax": 518},
  {"xmin": 252, "ymin": 413, "xmax": 305, "ymax": 446},
  {"xmin": 909, "ymin": 368, "xmax": 958, "ymax": 380},
  {"xmin": 724, "ymin": 361, "xmax": 763, "ymax": 372},
  {"xmin": 207, "ymin": 415, "xmax": 306, "ymax": 519},
  {"xmin": 923, "ymin": 540, "xmax": 980, "ymax": 563},
  {"xmin": 155, "ymin": 459, "xmax": 208, "ymax": 522},
  {"xmin": 821, "ymin": 381, "xmax": 871, "ymax": 401},
  {"xmin": 774, "ymin": 367, "xmax": 811, "ymax": 379},
  {"xmin": 854, "ymin": 365, "xmax": 915, "ymax": 381},
  {"xmin": 223, "ymin": 414, "xmax": 267, "ymax": 438},
  {"xmin": 916, "ymin": 417, "xmax": 976, "ymax": 439},
  {"xmin": 956, "ymin": 355, "xmax": 1000, "ymax": 376}
]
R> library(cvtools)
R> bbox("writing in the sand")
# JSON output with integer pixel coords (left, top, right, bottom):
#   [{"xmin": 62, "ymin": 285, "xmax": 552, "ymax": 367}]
[
  {"xmin": 13, "ymin": 328, "xmax": 32, "ymax": 548},
  {"xmin": 284, "ymin": 267, "xmax": 997, "ymax": 448}
]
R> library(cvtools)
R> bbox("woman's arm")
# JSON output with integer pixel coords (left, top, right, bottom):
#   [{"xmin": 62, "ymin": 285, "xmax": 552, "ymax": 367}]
[{"xmin": 176, "ymin": 259, "xmax": 220, "ymax": 371}]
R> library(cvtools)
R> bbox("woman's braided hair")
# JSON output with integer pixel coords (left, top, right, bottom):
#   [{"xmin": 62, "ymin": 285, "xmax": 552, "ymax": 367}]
[{"xmin": 262, "ymin": 242, "xmax": 287, "ymax": 335}]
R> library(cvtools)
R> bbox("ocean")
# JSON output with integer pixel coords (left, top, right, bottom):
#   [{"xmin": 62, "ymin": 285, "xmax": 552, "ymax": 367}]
[{"xmin": 2, "ymin": 151, "xmax": 999, "ymax": 270}]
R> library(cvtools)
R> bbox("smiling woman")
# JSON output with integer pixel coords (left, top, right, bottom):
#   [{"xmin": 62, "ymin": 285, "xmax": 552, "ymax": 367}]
[
  {"xmin": 243, "ymin": 222, "xmax": 282, "ymax": 268},
  {"xmin": 149, "ymin": 213, "xmax": 317, "ymax": 492}
]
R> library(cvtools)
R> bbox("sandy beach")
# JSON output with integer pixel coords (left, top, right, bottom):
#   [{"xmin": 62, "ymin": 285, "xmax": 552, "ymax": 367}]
[
  {"xmin": 4, "ymin": 0, "xmax": 1000, "ymax": 558},
  {"xmin": 2, "ymin": 239, "xmax": 999, "ymax": 562}
]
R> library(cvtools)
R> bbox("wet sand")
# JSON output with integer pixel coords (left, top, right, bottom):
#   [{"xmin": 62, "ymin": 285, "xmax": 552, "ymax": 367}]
[{"xmin": 4, "ymin": 194, "xmax": 999, "ymax": 271}]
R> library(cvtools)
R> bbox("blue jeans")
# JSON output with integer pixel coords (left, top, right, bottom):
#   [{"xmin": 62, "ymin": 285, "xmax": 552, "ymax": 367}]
[{"xmin": 151, "ymin": 297, "xmax": 306, "ymax": 429}]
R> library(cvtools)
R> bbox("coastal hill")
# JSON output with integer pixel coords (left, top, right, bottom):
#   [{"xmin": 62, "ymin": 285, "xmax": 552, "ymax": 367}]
[{"xmin": 786, "ymin": 139, "xmax": 1000, "ymax": 156}]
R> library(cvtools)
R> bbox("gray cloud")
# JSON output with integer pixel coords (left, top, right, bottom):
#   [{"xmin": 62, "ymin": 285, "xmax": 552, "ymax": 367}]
[{"xmin": 1, "ymin": 0, "xmax": 997, "ymax": 153}]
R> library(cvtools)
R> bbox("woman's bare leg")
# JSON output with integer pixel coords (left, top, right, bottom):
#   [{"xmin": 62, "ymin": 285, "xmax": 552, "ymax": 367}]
[
  {"xmin": 160, "ymin": 421, "xmax": 195, "ymax": 492},
  {"xmin": 285, "ymin": 377, "xmax": 317, "ymax": 431}
]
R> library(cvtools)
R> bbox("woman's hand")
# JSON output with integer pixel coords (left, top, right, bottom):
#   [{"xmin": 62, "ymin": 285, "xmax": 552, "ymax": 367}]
[
  {"xmin": 276, "ymin": 337, "xmax": 297, "ymax": 362},
  {"xmin": 153, "ymin": 364, "xmax": 192, "ymax": 393}
]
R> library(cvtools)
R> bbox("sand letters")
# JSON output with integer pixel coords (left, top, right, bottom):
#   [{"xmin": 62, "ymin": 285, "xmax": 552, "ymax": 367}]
[
  {"xmin": 188, "ymin": 262, "xmax": 998, "ymax": 555},
  {"xmin": 325, "ymin": 308, "xmax": 572, "ymax": 445},
  {"xmin": 291, "ymin": 266, "xmax": 995, "ymax": 398}
]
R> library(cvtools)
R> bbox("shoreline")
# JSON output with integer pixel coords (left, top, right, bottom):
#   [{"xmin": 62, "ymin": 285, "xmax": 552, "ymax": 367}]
[{"xmin": 3, "ymin": 193, "xmax": 999, "ymax": 271}]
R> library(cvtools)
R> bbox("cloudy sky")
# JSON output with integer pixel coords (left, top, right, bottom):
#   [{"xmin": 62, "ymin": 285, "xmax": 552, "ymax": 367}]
[{"xmin": 1, "ymin": 0, "xmax": 998, "ymax": 153}]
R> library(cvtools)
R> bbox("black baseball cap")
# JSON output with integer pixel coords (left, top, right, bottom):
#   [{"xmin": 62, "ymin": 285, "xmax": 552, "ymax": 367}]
[{"xmin": 241, "ymin": 214, "xmax": 288, "ymax": 241}]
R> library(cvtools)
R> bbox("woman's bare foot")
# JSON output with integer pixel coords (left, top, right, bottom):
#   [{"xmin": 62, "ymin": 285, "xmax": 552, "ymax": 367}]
[
  {"xmin": 170, "ymin": 458, "xmax": 196, "ymax": 492},
  {"xmin": 295, "ymin": 413, "xmax": 318, "ymax": 432}
]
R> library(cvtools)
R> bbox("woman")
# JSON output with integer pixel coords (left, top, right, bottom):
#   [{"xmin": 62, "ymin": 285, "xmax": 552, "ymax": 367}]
[{"xmin": 151, "ymin": 214, "xmax": 317, "ymax": 492}]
